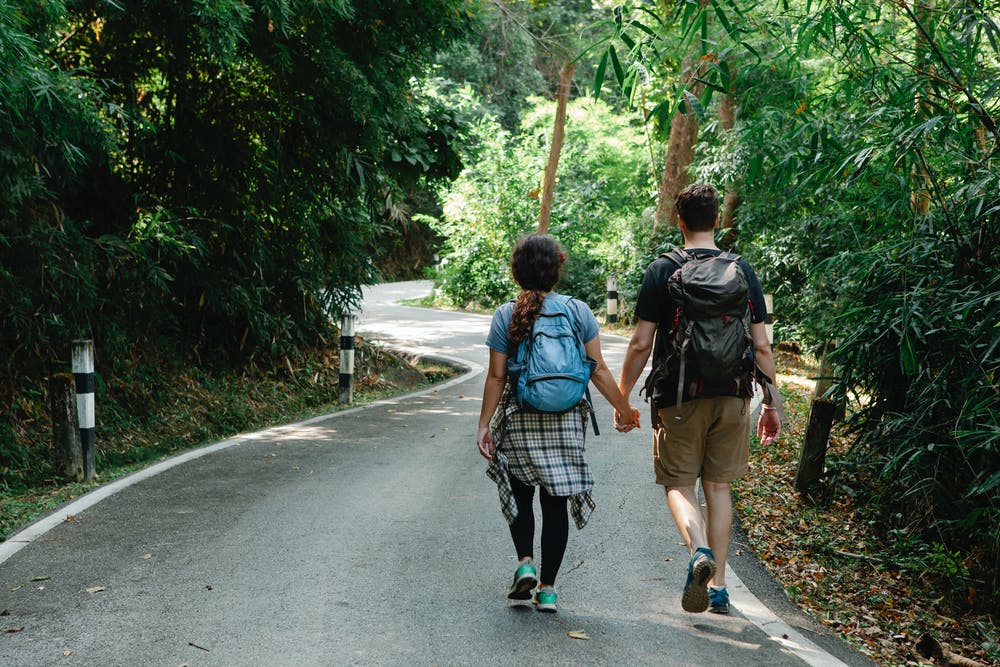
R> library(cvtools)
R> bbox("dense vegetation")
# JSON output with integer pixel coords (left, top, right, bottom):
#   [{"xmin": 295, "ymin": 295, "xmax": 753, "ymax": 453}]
[
  {"xmin": 1, "ymin": 0, "xmax": 470, "ymax": 485},
  {"xmin": 2, "ymin": 0, "xmax": 996, "ymax": 640},
  {"xmin": 597, "ymin": 0, "xmax": 1000, "ymax": 614}
]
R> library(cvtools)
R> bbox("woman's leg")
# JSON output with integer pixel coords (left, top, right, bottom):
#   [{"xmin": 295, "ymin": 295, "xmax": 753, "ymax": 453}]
[
  {"xmin": 537, "ymin": 488, "xmax": 569, "ymax": 586},
  {"xmin": 507, "ymin": 475, "xmax": 536, "ymax": 560}
]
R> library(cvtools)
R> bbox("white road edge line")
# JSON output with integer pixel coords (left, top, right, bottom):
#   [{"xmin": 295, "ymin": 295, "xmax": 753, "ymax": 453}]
[
  {"xmin": 0, "ymin": 351, "xmax": 479, "ymax": 567},
  {"xmin": 728, "ymin": 573, "xmax": 849, "ymax": 666}
]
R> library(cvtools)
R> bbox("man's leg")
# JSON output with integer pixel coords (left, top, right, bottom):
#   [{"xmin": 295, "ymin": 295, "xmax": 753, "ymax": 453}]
[
  {"xmin": 666, "ymin": 484, "xmax": 717, "ymax": 613},
  {"xmin": 665, "ymin": 485, "xmax": 707, "ymax": 554},
  {"xmin": 701, "ymin": 480, "xmax": 733, "ymax": 587}
]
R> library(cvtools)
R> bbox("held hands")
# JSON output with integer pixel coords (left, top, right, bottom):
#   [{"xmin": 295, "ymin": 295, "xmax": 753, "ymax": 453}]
[
  {"xmin": 477, "ymin": 425, "xmax": 495, "ymax": 460},
  {"xmin": 614, "ymin": 406, "xmax": 641, "ymax": 433}
]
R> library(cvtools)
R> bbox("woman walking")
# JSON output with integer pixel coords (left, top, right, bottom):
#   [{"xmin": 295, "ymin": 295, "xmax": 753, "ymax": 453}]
[{"xmin": 477, "ymin": 233, "xmax": 639, "ymax": 613}]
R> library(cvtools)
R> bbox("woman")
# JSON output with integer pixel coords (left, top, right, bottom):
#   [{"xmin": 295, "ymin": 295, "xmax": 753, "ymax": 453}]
[{"xmin": 477, "ymin": 233, "xmax": 639, "ymax": 613}]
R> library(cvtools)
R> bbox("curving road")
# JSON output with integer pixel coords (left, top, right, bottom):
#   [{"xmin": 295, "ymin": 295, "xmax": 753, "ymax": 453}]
[{"xmin": 0, "ymin": 281, "xmax": 872, "ymax": 666}]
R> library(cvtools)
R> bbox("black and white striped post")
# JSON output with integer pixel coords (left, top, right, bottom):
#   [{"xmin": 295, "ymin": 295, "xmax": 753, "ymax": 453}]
[
  {"xmin": 72, "ymin": 339, "xmax": 96, "ymax": 481},
  {"xmin": 339, "ymin": 314, "xmax": 355, "ymax": 404},
  {"xmin": 606, "ymin": 276, "xmax": 618, "ymax": 325}
]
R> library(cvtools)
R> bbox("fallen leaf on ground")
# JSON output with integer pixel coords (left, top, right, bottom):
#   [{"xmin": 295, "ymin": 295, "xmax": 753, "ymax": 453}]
[
  {"xmin": 31, "ymin": 576, "xmax": 50, "ymax": 582},
  {"xmin": 65, "ymin": 515, "xmax": 74, "ymax": 522},
  {"xmin": 5, "ymin": 627, "xmax": 24, "ymax": 633},
  {"xmin": 567, "ymin": 630, "xmax": 591, "ymax": 640},
  {"xmin": 63, "ymin": 650, "xmax": 72, "ymax": 656},
  {"xmin": 86, "ymin": 586, "xmax": 106, "ymax": 594}
]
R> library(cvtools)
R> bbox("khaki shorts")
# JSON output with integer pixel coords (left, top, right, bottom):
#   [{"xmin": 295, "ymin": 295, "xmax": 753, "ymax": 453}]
[{"xmin": 653, "ymin": 396, "xmax": 750, "ymax": 487}]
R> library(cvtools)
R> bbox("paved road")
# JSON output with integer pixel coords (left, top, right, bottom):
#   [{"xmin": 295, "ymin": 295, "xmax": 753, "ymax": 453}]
[{"xmin": 0, "ymin": 281, "xmax": 870, "ymax": 666}]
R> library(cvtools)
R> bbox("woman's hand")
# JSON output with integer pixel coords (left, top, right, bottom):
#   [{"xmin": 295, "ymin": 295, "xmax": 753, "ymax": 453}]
[
  {"xmin": 477, "ymin": 425, "xmax": 495, "ymax": 460},
  {"xmin": 614, "ymin": 406, "xmax": 641, "ymax": 432}
]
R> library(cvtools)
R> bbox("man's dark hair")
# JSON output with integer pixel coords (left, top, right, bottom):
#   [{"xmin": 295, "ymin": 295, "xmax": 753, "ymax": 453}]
[{"xmin": 675, "ymin": 184, "xmax": 719, "ymax": 232}]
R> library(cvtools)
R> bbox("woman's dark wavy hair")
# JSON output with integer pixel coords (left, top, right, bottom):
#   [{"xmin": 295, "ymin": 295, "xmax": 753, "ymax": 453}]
[{"xmin": 508, "ymin": 234, "xmax": 565, "ymax": 345}]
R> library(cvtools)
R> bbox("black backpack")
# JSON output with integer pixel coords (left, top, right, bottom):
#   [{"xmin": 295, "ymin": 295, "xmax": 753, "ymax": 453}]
[{"xmin": 647, "ymin": 248, "xmax": 755, "ymax": 415}]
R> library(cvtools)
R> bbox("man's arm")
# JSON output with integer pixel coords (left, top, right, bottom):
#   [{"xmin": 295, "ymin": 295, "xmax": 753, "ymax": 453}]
[
  {"xmin": 750, "ymin": 321, "xmax": 781, "ymax": 446},
  {"xmin": 617, "ymin": 318, "xmax": 657, "ymax": 408}
]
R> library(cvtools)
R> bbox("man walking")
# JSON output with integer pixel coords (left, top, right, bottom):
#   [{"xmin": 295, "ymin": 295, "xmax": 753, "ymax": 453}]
[{"xmin": 615, "ymin": 183, "xmax": 782, "ymax": 614}]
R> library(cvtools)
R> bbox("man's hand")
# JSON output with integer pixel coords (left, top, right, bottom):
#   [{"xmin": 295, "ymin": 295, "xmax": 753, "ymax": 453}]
[
  {"xmin": 757, "ymin": 408, "xmax": 781, "ymax": 446},
  {"xmin": 477, "ymin": 425, "xmax": 494, "ymax": 460}
]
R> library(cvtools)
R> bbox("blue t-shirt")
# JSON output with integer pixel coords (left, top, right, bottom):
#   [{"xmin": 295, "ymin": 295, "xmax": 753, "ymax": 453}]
[{"xmin": 486, "ymin": 292, "xmax": 600, "ymax": 355}]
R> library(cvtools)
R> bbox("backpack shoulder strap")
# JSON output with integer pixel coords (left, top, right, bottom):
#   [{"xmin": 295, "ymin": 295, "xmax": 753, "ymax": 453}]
[
  {"xmin": 552, "ymin": 294, "xmax": 584, "ymax": 335},
  {"xmin": 661, "ymin": 248, "xmax": 690, "ymax": 266},
  {"xmin": 553, "ymin": 293, "xmax": 574, "ymax": 309}
]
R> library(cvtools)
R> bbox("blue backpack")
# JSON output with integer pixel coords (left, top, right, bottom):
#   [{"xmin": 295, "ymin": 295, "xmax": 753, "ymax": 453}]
[{"xmin": 508, "ymin": 295, "xmax": 598, "ymax": 431}]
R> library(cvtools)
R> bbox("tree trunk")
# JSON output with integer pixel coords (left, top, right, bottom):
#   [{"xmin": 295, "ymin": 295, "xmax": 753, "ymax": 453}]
[
  {"xmin": 537, "ymin": 60, "xmax": 575, "ymax": 234},
  {"xmin": 718, "ymin": 92, "xmax": 741, "ymax": 230},
  {"xmin": 50, "ymin": 373, "xmax": 84, "ymax": 482},
  {"xmin": 910, "ymin": 0, "xmax": 934, "ymax": 215},
  {"xmin": 652, "ymin": 55, "xmax": 703, "ymax": 244},
  {"xmin": 795, "ymin": 398, "xmax": 835, "ymax": 492}
]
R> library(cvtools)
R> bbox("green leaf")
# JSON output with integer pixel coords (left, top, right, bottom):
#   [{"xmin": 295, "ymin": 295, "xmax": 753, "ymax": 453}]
[
  {"xmin": 681, "ymin": 89, "xmax": 706, "ymax": 122},
  {"xmin": 594, "ymin": 51, "xmax": 608, "ymax": 99},
  {"xmin": 711, "ymin": 0, "xmax": 737, "ymax": 40},
  {"xmin": 609, "ymin": 45, "xmax": 625, "ymax": 86}
]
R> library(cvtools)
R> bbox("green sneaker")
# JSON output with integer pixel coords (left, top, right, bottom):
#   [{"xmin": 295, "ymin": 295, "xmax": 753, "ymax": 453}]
[
  {"xmin": 681, "ymin": 547, "xmax": 716, "ymax": 613},
  {"xmin": 533, "ymin": 586, "xmax": 557, "ymax": 613},
  {"xmin": 507, "ymin": 561, "xmax": 538, "ymax": 601},
  {"xmin": 708, "ymin": 586, "xmax": 730, "ymax": 614}
]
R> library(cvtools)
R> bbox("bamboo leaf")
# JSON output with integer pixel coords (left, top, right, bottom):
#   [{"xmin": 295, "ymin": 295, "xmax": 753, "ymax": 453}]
[
  {"xmin": 710, "ymin": 0, "xmax": 737, "ymax": 40},
  {"xmin": 609, "ymin": 45, "xmax": 625, "ymax": 86},
  {"xmin": 594, "ymin": 50, "xmax": 608, "ymax": 99}
]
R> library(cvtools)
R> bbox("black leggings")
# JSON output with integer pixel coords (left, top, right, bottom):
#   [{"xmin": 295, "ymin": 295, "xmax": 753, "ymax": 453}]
[{"xmin": 508, "ymin": 474, "xmax": 569, "ymax": 586}]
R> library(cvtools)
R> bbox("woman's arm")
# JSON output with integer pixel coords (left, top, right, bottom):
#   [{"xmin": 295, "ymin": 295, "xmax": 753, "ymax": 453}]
[
  {"xmin": 584, "ymin": 336, "xmax": 640, "ymax": 431},
  {"xmin": 477, "ymin": 349, "xmax": 508, "ymax": 460}
]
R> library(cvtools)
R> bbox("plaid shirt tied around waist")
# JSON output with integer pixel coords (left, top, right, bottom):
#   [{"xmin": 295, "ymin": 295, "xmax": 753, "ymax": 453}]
[{"xmin": 485, "ymin": 387, "xmax": 595, "ymax": 530}]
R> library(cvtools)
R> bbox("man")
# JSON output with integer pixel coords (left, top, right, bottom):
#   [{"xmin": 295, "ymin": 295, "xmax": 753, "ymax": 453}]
[{"xmin": 615, "ymin": 183, "xmax": 782, "ymax": 615}]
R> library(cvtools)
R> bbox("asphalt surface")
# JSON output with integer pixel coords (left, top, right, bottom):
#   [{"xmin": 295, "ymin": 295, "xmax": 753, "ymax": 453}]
[{"xmin": 0, "ymin": 281, "xmax": 875, "ymax": 666}]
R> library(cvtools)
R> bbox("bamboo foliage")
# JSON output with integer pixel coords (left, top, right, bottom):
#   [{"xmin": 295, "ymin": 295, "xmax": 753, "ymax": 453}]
[{"xmin": 591, "ymin": 0, "xmax": 1000, "ymax": 608}]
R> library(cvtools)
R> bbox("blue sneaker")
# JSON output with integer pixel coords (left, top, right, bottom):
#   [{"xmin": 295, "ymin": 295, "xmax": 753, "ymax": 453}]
[
  {"xmin": 681, "ymin": 547, "xmax": 716, "ymax": 613},
  {"xmin": 507, "ymin": 561, "xmax": 538, "ymax": 602},
  {"xmin": 709, "ymin": 586, "xmax": 730, "ymax": 614}
]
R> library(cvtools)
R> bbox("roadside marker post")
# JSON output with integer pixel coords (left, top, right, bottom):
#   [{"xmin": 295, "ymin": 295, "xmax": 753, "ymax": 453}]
[
  {"xmin": 72, "ymin": 339, "xmax": 96, "ymax": 481},
  {"xmin": 606, "ymin": 276, "xmax": 618, "ymax": 325},
  {"xmin": 339, "ymin": 315, "xmax": 355, "ymax": 404}
]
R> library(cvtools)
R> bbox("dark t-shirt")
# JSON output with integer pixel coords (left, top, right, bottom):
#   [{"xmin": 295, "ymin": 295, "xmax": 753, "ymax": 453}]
[{"xmin": 635, "ymin": 248, "xmax": 767, "ymax": 405}]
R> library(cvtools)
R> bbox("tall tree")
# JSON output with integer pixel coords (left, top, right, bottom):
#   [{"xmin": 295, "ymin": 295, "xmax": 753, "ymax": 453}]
[{"xmin": 537, "ymin": 60, "xmax": 575, "ymax": 233}]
